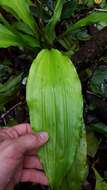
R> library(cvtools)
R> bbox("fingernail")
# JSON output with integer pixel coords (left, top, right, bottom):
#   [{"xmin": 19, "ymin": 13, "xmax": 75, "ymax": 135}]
[{"xmin": 39, "ymin": 132, "xmax": 48, "ymax": 142}]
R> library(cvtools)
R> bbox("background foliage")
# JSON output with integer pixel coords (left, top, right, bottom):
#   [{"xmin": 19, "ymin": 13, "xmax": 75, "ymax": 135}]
[{"xmin": 1, "ymin": 0, "xmax": 107, "ymax": 189}]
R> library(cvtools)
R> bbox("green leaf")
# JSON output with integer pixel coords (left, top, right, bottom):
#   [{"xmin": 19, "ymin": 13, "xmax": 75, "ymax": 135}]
[
  {"xmin": 0, "ymin": 14, "xmax": 10, "ymax": 27},
  {"xmin": 18, "ymin": 33, "xmax": 40, "ymax": 48},
  {"xmin": 89, "ymin": 65, "xmax": 107, "ymax": 98},
  {"xmin": 0, "ymin": 74, "xmax": 22, "ymax": 109},
  {"xmin": 89, "ymin": 122, "xmax": 107, "ymax": 138},
  {"xmin": 94, "ymin": 168, "xmax": 107, "ymax": 190},
  {"xmin": 64, "ymin": 12, "xmax": 107, "ymax": 35},
  {"xmin": 61, "ymin": 0, "xmax": 77, "ymax": 19},
  {"xmin": 87, "ymin": 130, "xmax": 100, "ymax": 157},
  {"xmin": 0, "ymin": 23, "xmax": 21, "ymax": 48},
  {"xmin": 41, "ymin": 0, "xmax": 54, "ymax": 11},
  {"xmin": 0, "ymin": 63, "xmax": 12, "ymax": 83},
  {"xmin": 44, "ymin": 0, "xmax": 64, "ymax": 44},
  {"xmin": 13, "ymin": 21, "xmax": 34, "ymax": 36},
  {"xmin": 67, "ymin": 127, "xmax": 87, "ymax": 190},
  {"xmin": 76, "ymin": 29, "xmax": 91, "ymax": 41},
  {"xmin": 61, "ymin": 126, "xmax": 87, "ymax": 190},
  {"xmin": 83, "ymin": 0, "xmax": 94, "ymax": 7},
  {"xmin": 0, "ymin": 22, "xmax": 40, "ymax": 48},
  {"xmin": 0, "ymin": 0, "xmax": 36, "ymax": 32}
]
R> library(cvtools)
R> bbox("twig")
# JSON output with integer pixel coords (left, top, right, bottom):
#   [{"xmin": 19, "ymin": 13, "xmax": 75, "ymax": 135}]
[
  {"xmin": 94, "ymin": 8, "xmax": 107, "ymax": 12},
  {"xmin": 86, "ymin": 90, "xmax": 103, "ymax": 99},
  {"xmin": 0, "ymin": 102, "xmax": 22, "ymax": 120}
]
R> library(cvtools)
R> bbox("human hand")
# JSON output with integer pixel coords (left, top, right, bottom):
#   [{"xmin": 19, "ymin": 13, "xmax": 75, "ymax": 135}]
[{"xmin": 0, "ymin": 124, "xmax": 48, "ymax": 190}]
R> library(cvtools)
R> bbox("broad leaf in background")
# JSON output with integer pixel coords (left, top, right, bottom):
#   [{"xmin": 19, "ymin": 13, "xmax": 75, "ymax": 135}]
[
  {"xmin": 83, "ymin": 0, "xmax": 94, "ymax": 7},
  {"xmin": 31, "ymin": 0, "xmax": 54, "ymax": 22},
  {"xmin": 61, "ymin": 0, "xmax": 78, "ymax": 19},
  {"xmin": 83, "ymin": 0, "xmax": 103, "ymax": 6},
  {"xmin": 87, "ymin": 92, "xmax": 107, "ymax": 126},
  {"xmin": 64, "ymin": 12, "xmax": 107, "ymax": 35},
  {"xmin": 44, "ymin": 0, "xmax": 65, "ymax": 44},
  {"xmin": 89, "ymin": 65, "xmax": 107, "ymax": 98},
  {"xmin": 42, "ymin": 0, "xmax": 54, "ymax": 11},
  {"xmin": 89, "ymin": 122, "xmax": 107, "ymax": 138},
  {"xmin": 0, "ymin": 23, "xmax": 22, "ymax": 48},
  {"xmin": 86, "ymin": 130, "xmax": 100, "ymax": 157},
  {"xmin": 75, "ymin": 29, "xmax": 91, "ymax": 41},
  {"xmin": 94, "ymin": 168, "xmax": 107, "ymax": 190},
  {"xmin": 0, "ymin": 64, "xmax": 12, "ymax": 83},
  {"xmin": 0, "ymin": 0, "xmax": 36, "ymax": 33},
  {"xmin": 0, "ymin": 74, "xmax": 22, "ymax": 109}
]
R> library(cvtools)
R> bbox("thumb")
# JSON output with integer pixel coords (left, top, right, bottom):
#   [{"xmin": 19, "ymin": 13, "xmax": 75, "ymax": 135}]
[{"xmin": 13, "ymin": 132, "xmax": 48, "ymax": 154}]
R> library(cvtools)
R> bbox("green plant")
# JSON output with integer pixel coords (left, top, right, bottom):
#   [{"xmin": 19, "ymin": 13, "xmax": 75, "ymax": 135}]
[
  {"xmin": 0, "ymin": 0, "xmax": 107, "ymax": 51},
  {"xmin": 1, "ymin": 0, "xmax": 107, "ymax": 189}
]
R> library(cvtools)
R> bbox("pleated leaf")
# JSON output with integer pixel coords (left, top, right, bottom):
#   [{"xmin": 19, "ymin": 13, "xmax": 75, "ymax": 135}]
[
  {"xmin": 61, "ymin": 126, "xmax": 87, "ymax": 190},
  {"xmin": 26, "ymin": 49, "xmax": 84, "ymax": 190}
]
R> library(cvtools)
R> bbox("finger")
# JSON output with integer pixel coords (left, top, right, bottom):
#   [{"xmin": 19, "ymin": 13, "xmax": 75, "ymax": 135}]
[
  {"xmin": 1, "ymin": 133, "xmax": 48, "ymax": 162},
  {"xmin": 13, "ymin": 123, "xmax": 32, "ymax": 135},
  {"xmin": 23, "ymin": 156, "xmax": 43, "ymax": 169},
  {"xmin": 0, "ymin": 124, "xmax": 32, "ymax": 140},
  {"xmin": 14, "ymin": 132, "xmax": 48, "ymax": 154},
  {"xmin": 20, "ymin": 169, "xmax": 48, "ymax": 185},
  {"xmin": 6, "ymin": 123, "xmax": 32, "ymax": 138}
]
